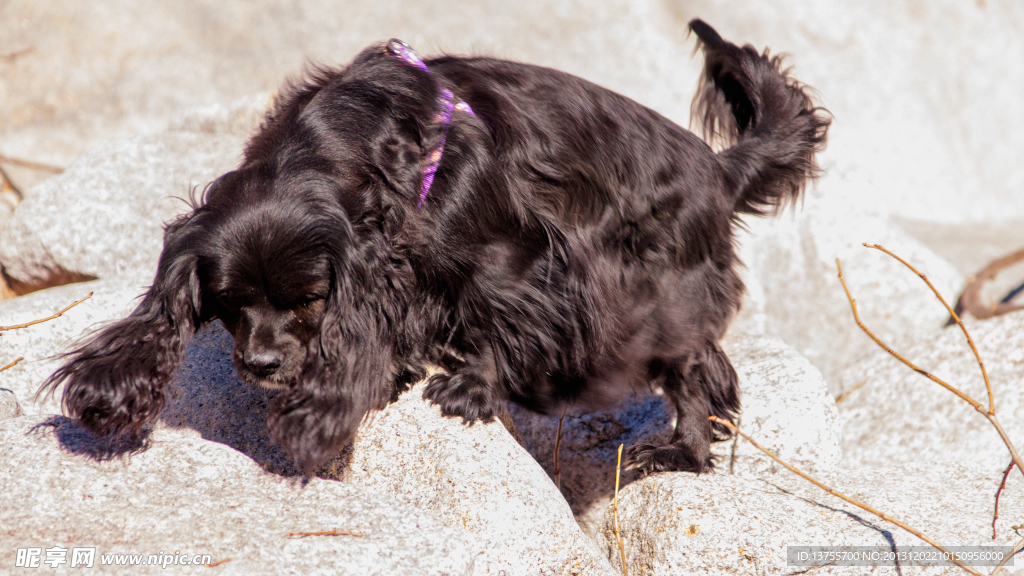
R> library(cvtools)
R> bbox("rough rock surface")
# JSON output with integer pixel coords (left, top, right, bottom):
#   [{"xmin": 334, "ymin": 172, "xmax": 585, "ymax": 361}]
[
  {"xmin": 597, "ymin": 458, "xmax": 1024, "ymax": 576},
  {"xmin": 840, "ymin": 310, "xmax": 1024, "ymax": 475},
  {"xmin": 0, "ymin": 414, "xmax": 476, "ymax": 575},
  {"xmin": 509, "ymin": 334, "xmax": 842, "ymax": 537},
  {"xmin": 720, "ymin": 334, "xmax": 842, "ymax": 473},
  {"xmin": 338, "ymin": 379, "xmax": 618, "ymax": 576},
  {"xmin": 0, "ymin": 132, "xmax": 245, "ymax": 293}
]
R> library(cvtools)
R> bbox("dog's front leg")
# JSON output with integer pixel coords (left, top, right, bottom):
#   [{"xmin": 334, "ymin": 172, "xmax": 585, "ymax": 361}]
[{"xmin": 422, "ymin": 346, "xmax": 506, "ymax": 424}]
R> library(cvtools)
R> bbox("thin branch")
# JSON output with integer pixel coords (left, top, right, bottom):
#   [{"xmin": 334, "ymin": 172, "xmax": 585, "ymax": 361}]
[
  {"xmin": 0, "ymin": 357, "xmax": 24, "ymax": 374},
  {"xmin": 990, "ymin": 536, "xmax": 1024, "ymax": 576},
  {"xmin": 286, "ymin": 529, "xmax": 363, "ymax": 539},
  {"xmin": 836, "ymin": 259, "xmax": 984, "ymax": 412},
  {"xmin": 204, "ymin": 558, "xmax": 232, "ymax": 568},
  {"xmin": 0, "ymin": 292, "xmax": 92, "ymax": 332},
  {"xmin": 987, "ymin": 417, "xmax": 1024, "ymax": 483},
  {"xmin": 0, "ymin": 153, "xmax": 65, "ymax": 173},
  {"xmin": 864, "ymin": 243, "xmax": 994, "ymax": 414},
  {"xmin": 958, "ymin": 247, "xmax": 1024, "ymax": 322},
  {"xmin": 993, "ymin": 461, "xmax": 1016, "ymax": 540},
  {"xmin": 553, "ymin": 408, "xmax": 566, "ymax": 490},
  {"xmin": 710, "ymin": 415, "xmax": 983, "ymax": 576},
  {"xmin": 839, "ymin": 255, "xmax": 1024, "ymax": 477},
  {"xmin": 835, "ymin": 378, "xmax": 868, "ymax": 404},
  {"xmin": 614, "ymin": 443, "xmax": 628, "ymax": 576}
]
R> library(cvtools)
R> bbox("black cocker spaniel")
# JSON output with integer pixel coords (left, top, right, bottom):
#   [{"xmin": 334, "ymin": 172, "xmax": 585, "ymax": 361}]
[{"xmin": 44, "ymin": 20, "xmax": 829, "ymax": 475}]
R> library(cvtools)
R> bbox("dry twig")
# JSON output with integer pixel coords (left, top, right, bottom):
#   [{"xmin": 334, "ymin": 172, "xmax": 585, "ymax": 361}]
[
  {"xmin": 837, "ymin": 252, "xmax": 1023, "ymax": 476},
  {"xmin": 0, "ymin": 292, "xmax": 92, "ymax": 332},
  {"xmin": 956, "ymin": 247, "xmax": 1024, "ymax": 322},
  {"xmin": 613, "ymin": 443, "xmax": 628, "ymax": 576},
  {"xmin": 834, "ymin": 378, "xmax": 868, "ymax": 404},
  {"xmin": 553, "ymin": 408, "xmax": 567, "ymax": 490},
  {"xmin": 992, "ymin": 461, "xmax": 1017, "ymax": 540},
  {"xmin": 0, "ymin": 357, "xmax": 24, "ymax": 375},
  {"xmin": 710, "ymin": 415, "xmax": 984, "ymax": 576},
  {"xmin": 863, "ymin": 243, "xmax": 994, "ymax": 413},
  {"xmin": 990, "ymin": 537, "xmax": 1024, "ymax": 576},
  {"xmin": 204, "ymin": 558, "xmax": 232, "ymax": 568},
  {"xmin": 286, "ymin": 529, "xmax": 363, "ymax": 539}
]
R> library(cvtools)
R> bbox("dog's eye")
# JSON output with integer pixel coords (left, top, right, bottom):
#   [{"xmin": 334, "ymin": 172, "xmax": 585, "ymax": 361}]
[
  {"xmin": 296, "ymin": 294, "xmax": 325, "ymax": 308},
  {"xmin": 217, "ymin": 291, "xmax": 245, "ymax": 310}
]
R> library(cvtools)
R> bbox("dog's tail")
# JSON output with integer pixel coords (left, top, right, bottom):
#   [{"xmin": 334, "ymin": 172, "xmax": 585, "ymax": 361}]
[{"xmin": 689, "ymin": 19, "xmax": 830, "ymax": 215}]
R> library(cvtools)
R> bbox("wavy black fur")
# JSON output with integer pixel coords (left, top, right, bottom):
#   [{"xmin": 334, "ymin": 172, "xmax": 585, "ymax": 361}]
[{"xmin": 42, "ymin": 20, "xmax": 829, "ymax": 475}]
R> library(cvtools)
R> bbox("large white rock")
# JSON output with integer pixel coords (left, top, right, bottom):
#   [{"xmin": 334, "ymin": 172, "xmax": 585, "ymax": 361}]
[
  {"xmin": 0, "ymin": 414, "xmax": 477, "ymax": 575},
  {"xmin": 720, "ymin": 334, "xmax": 842, "ymax": 474},
  {"xmin": 0, "ymin": 132, "xmax": 244, "ymax": 293},
  {"xmin": 596, "ymin": 459, "xmax": 1024, "ymax": 576},
  {"xmin": 840, "ymin": 310, "xmax": 1024, "ymax": 475}
]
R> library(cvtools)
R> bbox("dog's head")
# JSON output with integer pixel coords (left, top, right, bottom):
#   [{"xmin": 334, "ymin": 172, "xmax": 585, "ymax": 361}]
[
  {"xmin": 195, "ymin": 171, "xmax": 339, "ymax": 391},
  {"xmin": 44, "ymin": 45, "xmax": 450, "ymax": 473}
]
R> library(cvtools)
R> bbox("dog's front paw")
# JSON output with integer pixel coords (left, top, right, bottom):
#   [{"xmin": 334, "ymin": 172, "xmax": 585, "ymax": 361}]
[
  {"xmin": 624, "ymin": 444, "xmax": 715, "ymax": 475},
  {"xmin": 423, "ymin": 372, "xmax": 503, "ymax": 424}
]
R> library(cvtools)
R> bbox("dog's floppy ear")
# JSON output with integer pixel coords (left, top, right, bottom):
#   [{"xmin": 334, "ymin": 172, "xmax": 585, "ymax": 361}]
[
  {"xmin": 40, "ymin": 212, "xmax": 206, "ymax": 438},
  {"xmin": 267, "ymin": 217, "xmax": 400, "ymax": 474}
]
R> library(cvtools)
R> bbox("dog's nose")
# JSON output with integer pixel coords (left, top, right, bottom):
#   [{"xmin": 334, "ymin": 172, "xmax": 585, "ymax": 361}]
[{"xmin": 245, "ymin": 349, "xmax": 283, "ymax": 375}]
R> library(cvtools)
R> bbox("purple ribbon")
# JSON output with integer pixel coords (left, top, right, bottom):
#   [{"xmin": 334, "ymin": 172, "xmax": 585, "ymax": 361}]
[{"xmin": 387, "ymin": 39, "xmax": 476, "ymax": 207}]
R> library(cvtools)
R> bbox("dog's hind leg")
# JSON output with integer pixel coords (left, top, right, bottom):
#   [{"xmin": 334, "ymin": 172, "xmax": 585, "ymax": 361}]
[{"xmin": 626, "ymin": 343, "xmax": 739, "ymax": 474}]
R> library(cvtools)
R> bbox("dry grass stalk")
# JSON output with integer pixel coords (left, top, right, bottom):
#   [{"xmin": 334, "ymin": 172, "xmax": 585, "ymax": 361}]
[
  {"xmin": 837, "ymin": 252, "xmax": 1023, "ymax": 476},
  {"xmin": 709, "ymin": 415, "xmax": 984, "ymax": 576},
  {"xmin": 553, "ymin": 408, "xmax": 567, "ymax": 490},
  {"xmin": 0, "ymin": 292, "xmax": 93, "ymax": 332},
  {"xmin": 204, "ymin": 558, "xmax": 232, "ymax": 568},
  {"xmin": 834, "ymin": 378, "xmax": 868, "ymax": 404},
  {"xmin": 0, "ymin": 357, "xmax": 24, "ymax": 375},
  {"xmin": 991, "ymin": 537, "xmax": 1024, "ymax": 575},
  {"xmin": 992, "ymin": 461, "xmax": 1017, "ymax": 540},
  {"xmin": 286, "ymin": 529, "xmax": 363, "ymax": 539},
  {"xmin": 613, "ymin": 443, "xmax": 628, "ymax": 576}
]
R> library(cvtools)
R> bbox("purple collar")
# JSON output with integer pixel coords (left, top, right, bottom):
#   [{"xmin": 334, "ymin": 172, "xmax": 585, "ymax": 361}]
[{"xmin": 386, "ymin": 39, "xmax": 476, "ymax": 207}]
